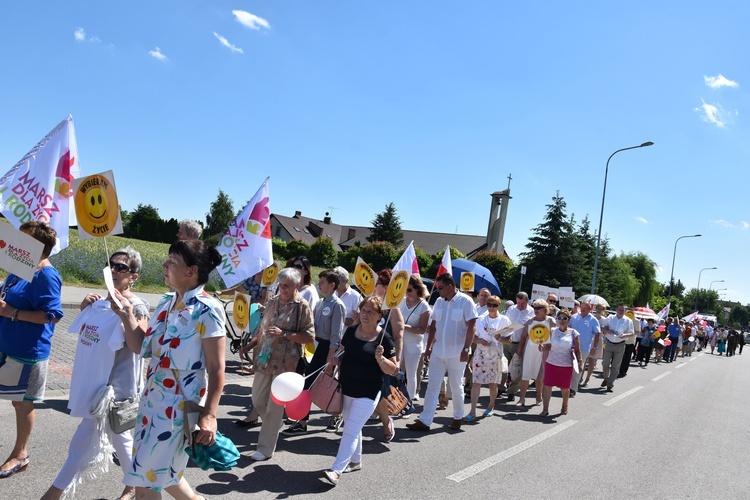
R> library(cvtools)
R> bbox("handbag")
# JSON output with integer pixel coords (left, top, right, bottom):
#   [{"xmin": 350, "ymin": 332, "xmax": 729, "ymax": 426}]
[
  {"xmin": 384, "ymin": 372, "xmax": 413, "ymax": 417},
  {"xmin": 309, "ymin": 365, "xmax": 343, "ymax": 415},
  {"xmin": 175, "ymin": 370, "xmax": 205, "ymax": 448},
  {"xmin": 108, "ymin": 396, "xmax": 139, "ymax": 434}
]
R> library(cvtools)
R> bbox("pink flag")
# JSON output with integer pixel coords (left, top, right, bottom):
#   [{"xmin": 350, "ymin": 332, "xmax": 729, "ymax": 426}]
[
  {"xmin": 215, "ymin": 177, "xmax": 273, "ymax": 287},
  {"xmin": 393, "ymin": 240, "xmax": 420, "ymax": 276},
  {"xmin": 436, "ymin": 244, "xmax": 452, "ymax": 277},
  {"xmin": 0, "ymin": 115, "xmax": 81, "ymax": 253}
]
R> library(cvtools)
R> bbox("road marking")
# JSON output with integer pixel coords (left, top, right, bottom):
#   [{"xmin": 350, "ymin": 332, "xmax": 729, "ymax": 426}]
[
  {"xmin": 652, "ymin": 371, "xmax": 671, "ymax": 382},
  {"xmin": 689, "ymin": 356, "xmax": 698, "ymax": 362},
  {"xmin": 446, "ymin": 420, "xmax": 577, "ymax": 482},
  {"xmin": 675, "ymin": 362, "xmax": 686, "ymax": 369},
  {"xmin": 602, "ymin": 386, "xmax": 643, "ymax": 406}
]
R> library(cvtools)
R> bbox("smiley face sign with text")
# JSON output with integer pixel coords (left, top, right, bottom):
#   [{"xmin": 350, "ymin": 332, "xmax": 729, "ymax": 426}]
[
  {"xmin": 385, "ymin": 270, "xmax": 409, "ymax": 309},
  {"xmin": 529, "ymin": 322, "xmax": 551, "ymax": 344},
  {"xmin": 354, "ymin": 257, "xmax": 376, "ymax": 296},
  {"xmin": 233, "ymin": 292, "xmax": 250, "ymax": 332},
  {"xmin": 73, "ymin": 170, "xmax": 123, "ymax": 239},
  {"xmin": 262, "ymin": 262, "xmax": 279, "ymax": 286},
  {"xmin": 460, "ymin": 272, "xmax": 475, "ymax": 292}
]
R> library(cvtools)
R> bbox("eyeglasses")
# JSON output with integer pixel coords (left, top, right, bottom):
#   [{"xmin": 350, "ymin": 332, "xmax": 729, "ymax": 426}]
[
  {"xmin": 110, "ymin": 262, "xmax": 132, "ymax": 273},
  {"xmin": 293, "ymin": 263, "xmax": 304, "ymax": 269},
  {"xmin": 487, "ymin": 304, "xmax": 499, "ymax": 308},
  {"xmin": 556, "ymin": 316, "xmax": 569, "ymax": 321}
]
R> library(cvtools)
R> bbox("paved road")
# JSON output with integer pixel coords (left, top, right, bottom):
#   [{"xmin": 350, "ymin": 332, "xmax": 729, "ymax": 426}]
[{"xmin": 2, "ymin": 293, "xmax": 748, "ymax": 499}]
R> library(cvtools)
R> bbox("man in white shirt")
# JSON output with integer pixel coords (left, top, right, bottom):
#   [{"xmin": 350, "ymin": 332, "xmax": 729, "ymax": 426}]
[
  {"xmin": 333, "ymin": 266, "xmax": 361, "ymax": 326},
  {"xmin": 500, "ymin": 292, "xmax": 535, "ymax": 401},
  {"xmin": 406, "ymin": 274, "xmax": 477, "ymax": 432},
  {"xmin": 601, "ymin": 303, "xmax": 634, "ymax": 392},
  {"xmin": 475, "ymin": 288, "xmax": 491, "ymax": 316}
]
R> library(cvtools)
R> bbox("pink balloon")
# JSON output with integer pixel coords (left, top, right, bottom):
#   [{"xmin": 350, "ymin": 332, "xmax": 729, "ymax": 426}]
[
  {"xmin": 665, "ymin": 339, "xmax": 672, "ymax": 346},
  {"xmin": 271, "ymin": 393, "xmax": 286, "ymax": 406},
  {"xmin": 657, "ymin": 325, "xmax": 665, "ymax": 332},
  {"xmin": 285, "ymin": 390, "xmax": 312, "ymax": 421}
]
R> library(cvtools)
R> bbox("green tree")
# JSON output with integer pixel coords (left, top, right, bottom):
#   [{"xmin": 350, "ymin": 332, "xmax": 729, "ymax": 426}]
[
  {"xmin": 414, "ymin": 245, "xmax": 432, "ymax": 276},
  {"xmin": 309, "ymin": 237, "xmax": 339, "ymax": 268},
  {"xmin": 205, "ymin": 190, "xmax": 235, "ymax": 240},
  {"xmin": 514, "ymin": 194, "xmax": 582, "ymax": 293},
  {"xmin": 286, "ymin": 239, "xmax": 311, "ymax": 260},
  {"xmin": 359, "ymin": 241, "xmax": 399, "ymax": 272},
  {"xmin": 427, "ymin": 246, "xmax": 466, "ymax": 279},
  {"xmin": 272, "ymin": 238, "xmax": 288, "ymax": 260},
  {"xmin": 124, "ymin": 204, "xmax": 162, "ymax": 241},
  {"xmin": 338, "ymin": 245, "xmax": 362, "ymax": 271},
  {"xmin": 621, "ymin": 252, "xmax": 658, "ymax": 306},
  {"xmin": 597, "ymin": 254, "xmax": 639, "ymax": 306},
  {"xmin": 367, "ymin": 202, "xmax": 404, "ymax": 248},
  {"xmin": 471, "ymin": 251, "xmax": 514, "ymax": 292}
]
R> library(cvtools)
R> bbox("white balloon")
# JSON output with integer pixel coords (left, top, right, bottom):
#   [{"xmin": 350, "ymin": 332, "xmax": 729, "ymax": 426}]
[{"xmin": 271, "ymin": 372, "xmax": 304, "ymax": 403}]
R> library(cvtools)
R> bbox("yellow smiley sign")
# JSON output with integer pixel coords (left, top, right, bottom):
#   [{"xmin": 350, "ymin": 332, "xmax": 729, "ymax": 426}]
[
  {"xmin": 625, "ymin": 310, "xmax": 635, "ymax": 320},
  {"xmin": 73, "ymin": 170, "xmax": 122, "ymax": 238},
  {"xmin": 233, "ymin": 292, "xmax": 249, "ymax": 331},
  {"xmin": 354, "ymin": 257, "xmax": 376, "ymax": 296},
  {"xmin": 385, "ymin": 270, "xmax": 409, "ymax": 309},
  {"xmin": 460, "ymin": 272, "xmax": 475, "ymax": 292},
  {"xmin": 262, "ymin": 262, "xmax": 279, "ymax": 286},
  {"xmin": 529, "ymin": 323, "xmax": 550, "ymax": 344}
]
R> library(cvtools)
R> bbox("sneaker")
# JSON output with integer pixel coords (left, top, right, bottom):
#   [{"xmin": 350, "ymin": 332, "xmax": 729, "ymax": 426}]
[
  {"xmin": 282, "ymin": 422, "xmax": 307, "ymax": 435},
  {"xmin": 323, "ymin": 469, "xmax": 339, "ymax": 486},
  {"xmin": 326, "ymin": 416, "xmax": 342, "ymax": 432},
  {"xmin": 343, "ymin": 462, "xmax": 362, "ymax": 473}
]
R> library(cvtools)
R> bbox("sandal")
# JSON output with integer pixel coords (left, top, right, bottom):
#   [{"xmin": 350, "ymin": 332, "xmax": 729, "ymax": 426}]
[
  {"xmin": 0, "ymin": 456, "xmax": 29, "ymax": 478},
  {"xmin": 561, "ymin": 406, "xmax": 568, "ymax": 415},
  {"xmin": 482, "ymin": 409, "xmax": 494, "ymax": 417},
  {"xmin": 383, "ymin": 417, "xmax": 395, "ymax": 442},
  {"xmin": 539, "ymin": 410, "xmax": 549, "ymax": 417},
  {"xmin": 515, "ymin": 398, "xmax": 526, "ymax": 406},
  {"xmin": 462, "ymin": 414, "xmax": 476, "ymax": 423}
]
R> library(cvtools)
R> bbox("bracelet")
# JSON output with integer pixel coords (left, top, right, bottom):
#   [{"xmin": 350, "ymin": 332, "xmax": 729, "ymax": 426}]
[{"xmin": 11, "ymin": 308, "xmax": 19, "ymax": 322}]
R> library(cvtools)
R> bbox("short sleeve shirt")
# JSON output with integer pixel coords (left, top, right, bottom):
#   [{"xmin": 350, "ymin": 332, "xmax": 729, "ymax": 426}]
[{"xmin": 429, "ymin": 291, "xmax": 478, "ymax": 358}]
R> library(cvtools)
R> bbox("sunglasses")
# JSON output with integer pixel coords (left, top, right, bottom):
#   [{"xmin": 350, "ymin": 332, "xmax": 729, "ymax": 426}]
[
  {"xmin": 487, "ymin": 304, "xmax": 499, "ymax": 308},
  {"xmin": 533, "ymin": 306, "xmax": 545, "ymax": 310},
  {"xmin": 110, "ymin": 262, "xmax": 132, "ymax": 273},
  {"xmin": 438, "ymin": 284, "xmax": 452, "ymax": 291},
  {"xmin": 407, "ymin": 288, "xmax": 414, "ymax": 292},
  {"xmin": 293, "ymin": 263, "xmax": 304, "ymax": 269},
  {"xmin": 556, "ymin": 316, "xmax": 569, "ymax": 321}
]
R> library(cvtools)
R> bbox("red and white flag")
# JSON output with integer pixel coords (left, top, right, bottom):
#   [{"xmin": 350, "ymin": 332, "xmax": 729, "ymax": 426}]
[
  {"xmin": 436, "ymin": 244, "xmax": 452, "ymax": 277},
  {"xmin": 0, "ymin": 115, "xmax": 81, "ymax": 254},
  {"xmin": 656, "ymin": 303, "xmax": 670, "ymax": 321},
  {"xmin": 393, "ymin": 240, "xmax": 420, "ymax": 276},
  {"xmin": 216, "ymin": 177, "xmax": 273, "ymax": 288}
]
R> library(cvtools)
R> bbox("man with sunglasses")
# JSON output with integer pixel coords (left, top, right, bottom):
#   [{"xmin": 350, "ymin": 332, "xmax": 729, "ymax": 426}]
[
  {"xmin": 406, "ymin": 274, "xmax": 477, "ymax": 432},
  {"xmin": 499, "ymin": 292, "xmax": 534, "ymax": 401}
]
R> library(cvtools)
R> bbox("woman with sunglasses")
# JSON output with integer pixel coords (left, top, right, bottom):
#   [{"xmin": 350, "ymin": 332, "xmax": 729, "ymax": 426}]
[
  {"xmin": 516, "ymin": 299, "xmax": 555, "ymax": 406},
  {"xmin": 398, "ymin": 275, "xmax": 431, "ymax": 402},
  {"xmin": 464, "ymin": 295, "xmax": 509, "ymax": 421},
  {"xmin": 42, "ymin": 247, "xmax": 149, "ymax": 500},
  {"xmin": 540, "ymin": 308, "xmax": 582, "ymax": 416},
  {"xmin": 289, "ymin": 256, "xmax": 318, "ymax": 310}
]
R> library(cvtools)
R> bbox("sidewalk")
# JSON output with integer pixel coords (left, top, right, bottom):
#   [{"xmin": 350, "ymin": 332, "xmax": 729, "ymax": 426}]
[{"xmin": 46, "ymin": 286, "xmax": 249, "ymax": 398}]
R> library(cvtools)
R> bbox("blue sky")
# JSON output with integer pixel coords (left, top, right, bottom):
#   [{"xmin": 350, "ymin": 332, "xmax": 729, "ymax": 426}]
[{"xmin": 1, "ymin": 1, "xmax": 748, "ymax": 307}]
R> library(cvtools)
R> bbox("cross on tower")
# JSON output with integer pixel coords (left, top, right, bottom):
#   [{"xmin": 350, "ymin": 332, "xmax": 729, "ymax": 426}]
[{"xmin": 507, "ymin": 173, "xmax": 513, "ymax": 190}]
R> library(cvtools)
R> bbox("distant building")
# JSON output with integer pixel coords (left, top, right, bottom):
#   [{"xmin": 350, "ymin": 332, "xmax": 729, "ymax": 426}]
[{"xmin": 271, "ymin": 209, "xmax": 501, "ymax": 258}]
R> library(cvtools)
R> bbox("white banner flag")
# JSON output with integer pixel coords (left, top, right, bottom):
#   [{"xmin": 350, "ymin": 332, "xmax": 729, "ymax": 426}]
[
  {"xmin": 0, "ymin": 115, "xmax": 81, "ymax": 254},
  {"xmin": 216, "ymin": 177, "xmax": 273, "ymax": 288},
  {"xmin": 393, "ymin": 240, "xmax": 420, "ymax": 276}
]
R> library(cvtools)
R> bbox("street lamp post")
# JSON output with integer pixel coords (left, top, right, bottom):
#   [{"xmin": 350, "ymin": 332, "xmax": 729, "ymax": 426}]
[
  {"xmin": 707, "ymin": 280, "xmax": 725, "ymax": 314},
  {"xmin": 695, "ymin": 266, "xmax": 717, "ymax": 311},
  {"xmin": 591, "ymin": 142, "xmax": 654, "ymax": 294},
  {"xmin": 667, "ymin": 234, "xmax": 702, "ymax": 306},
  {"xmin": 710, "ymin": 287, "xmax": 728, "ymax": 314}
]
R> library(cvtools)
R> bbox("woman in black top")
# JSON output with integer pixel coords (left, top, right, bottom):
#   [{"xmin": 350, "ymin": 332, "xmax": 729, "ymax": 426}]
[{"xmin": 323, "ymin": 296, "xmax": 396, "ymax": 486}]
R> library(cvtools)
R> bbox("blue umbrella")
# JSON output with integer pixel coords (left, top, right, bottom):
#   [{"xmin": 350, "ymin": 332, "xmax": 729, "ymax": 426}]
[{"xmin": 450, "ymin": 259, "xmax": 502, "ymax": 297}]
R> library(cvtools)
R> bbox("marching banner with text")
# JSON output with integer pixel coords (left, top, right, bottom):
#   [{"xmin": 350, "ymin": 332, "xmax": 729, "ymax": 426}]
[
  {"xmin": 0, "ymin": 115, "xmax": 81, "ymax": 254},
  {"xmin": 216, "ymin": 177, "xmax": 273, "ymax": 288}
]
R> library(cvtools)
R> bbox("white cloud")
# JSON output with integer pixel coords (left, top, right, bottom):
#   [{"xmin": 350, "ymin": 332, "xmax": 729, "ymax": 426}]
[
  {"xmin": 213, "ymin": 32, "xmax": 244, "ymax": 54},
  {"xmin": 711, "ymin": 219, "xmax": 735, "ymax": 228},
  {"xmin": 634, "ymin": 216, "xmax": 648, "ymax": 224},
  {"xmin": 741, "ymin": 221, "xmax": 750, "ymax": 230},
  {"xmin": 74, "ymin": 27, "xmax": 86, "ymax": 41},
  {"xmin": 232, "ymin": 10, "xmax": 270, "ymax": 30},
  {"xmin": 148, "ymin": 46, "xmax": 168, "ymax": 61},
  {"xmin": 704, "ymin": 74, "xmax": 739, "ymax": 89},
  {"xmin": 695, "ymin": 99, "xmax": 728, "ymax": 127}
]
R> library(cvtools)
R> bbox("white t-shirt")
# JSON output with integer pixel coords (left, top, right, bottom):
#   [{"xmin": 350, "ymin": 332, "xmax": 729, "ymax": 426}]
[
  {"xmin": 506, "ymin": 305, "xmax": 535, "ymax": 342},
  {"xmin": 429, "ymin": 292, "xmax": 478, "ymax": 358},
  {"xmin": 476, "ymin": 312, "xmax": 511, "ymax": 345},
  {"xmin": 300, "ymin": 284, "xmax": 319, "ymax": 310},
  {"xmin": 337, "ymin": 286, "xmax": 362, "ymax": 319},
  {"xmin": 67, "ymin": 300, "xmax": 128, "ymax": 418}
]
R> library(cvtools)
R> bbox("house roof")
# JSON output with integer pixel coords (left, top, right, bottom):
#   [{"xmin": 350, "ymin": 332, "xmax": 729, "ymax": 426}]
[{"xmin": 271, "ymin": 212, "xmax": 488, "ymax": 256}]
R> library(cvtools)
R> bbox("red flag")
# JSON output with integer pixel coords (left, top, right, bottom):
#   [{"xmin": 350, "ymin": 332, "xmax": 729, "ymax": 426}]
[{"xmin": 436, "ymin": 244, "xmax": 452, "ymax": 277}]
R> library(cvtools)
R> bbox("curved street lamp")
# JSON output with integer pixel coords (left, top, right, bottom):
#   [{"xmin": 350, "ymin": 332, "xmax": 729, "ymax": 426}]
[
  {"xmin": 591, "ymin": 141, "xmax": 654, "ymax": 294},
  {"xmin": 695, "ymin": 266, "xmax": 717, "ymax": 311},
  {"xmin": 667, "ymin": 234, "xmax": 701, "ymax": 305},
  {"xmin": 709, "ymin": 280, "xmax": 725, "ymax": 290}
]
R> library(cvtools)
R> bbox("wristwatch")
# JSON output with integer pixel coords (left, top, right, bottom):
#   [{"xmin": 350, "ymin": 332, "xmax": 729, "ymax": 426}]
[{"xmin": 463, "ymin": 347, "xmax": 470, "ymax": 353}]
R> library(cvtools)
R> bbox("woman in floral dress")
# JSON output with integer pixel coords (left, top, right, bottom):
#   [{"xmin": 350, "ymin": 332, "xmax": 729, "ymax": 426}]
[{"xmin": 114, "ymin": 240, "xmax": 226, "ymax": 499}]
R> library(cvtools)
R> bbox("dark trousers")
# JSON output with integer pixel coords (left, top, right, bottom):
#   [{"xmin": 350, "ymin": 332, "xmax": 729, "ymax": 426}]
[
  {"xmin": 619, "ymin": 344, "xmax": 635, "ymax": 375},
  {"xmin": 636, "ymin": 345, "xmax": 652, "ymax": 364},
  {"xmin": 665, "ymin": 337, "xmax": 680, "ymax": 362},
  {"xmin": 302, "ymin": 339, "xmax": 330, "ymax": 420}
]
